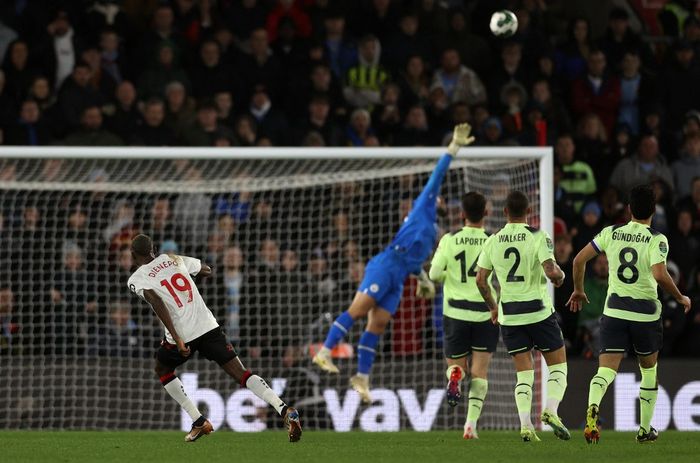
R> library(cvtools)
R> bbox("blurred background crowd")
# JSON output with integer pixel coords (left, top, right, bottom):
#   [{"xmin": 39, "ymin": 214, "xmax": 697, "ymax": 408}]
[{"xmin": 1, "ymin": 0, "xmax": 700, "ymax": 361}]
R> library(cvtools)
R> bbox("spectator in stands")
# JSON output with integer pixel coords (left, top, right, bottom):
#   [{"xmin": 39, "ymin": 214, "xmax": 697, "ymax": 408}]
[
  {"xmin": 80, "ymin": 46, "xmax": 118, "ymax": 104},
  {"xmin": 531, "ymin": 78, "xmax": 572, "ymax": 138},
  {"xmin": 397, "ymin": 55, "xmax": 430, "ymax": 109},
  {"xmin": 342, "ymin": 34, "xmax": 388, "ymax": 110},
  {"xmin": 436, "ymin": 7, "xmax": 491, "ymax": 77},
  {"xmin": 617, "ymin": 49, "xmax": 657, "ymax": 135},
  {"xmin": 189, "ymin": 39, "xmax": 232, "ymax": 99},
  {"xmin": 0, "ymin": 18, "xmax": 17, "ymax": 65},
  {"xmin": 143, "ymin": 196, "xmax": 180, "ymax": 249},
  {"xmin": 180, "ymin": 99, "xmax": 236, "ymax": 146},
  {"xmin": 573, "ymin": 201, "xmax": 603, "ymax": 252},
  {"xmin": 288, "ymin": 62, "xmax": 344, "ymax": 118},
  {"xmin": 578, "ymin": 253, "xmax": 609, "ymax": 357},
  {"xmin": 570, "ymin": 48, "xmax": 621, "ymax": 139},
  {"xmin": 91, "ymin": 300, "xmax": 139, "ymax": 358},
  {"xmin": 669, "ymin": 209, "xmax": 700, "ymax": 282},
  {"xmin": 278, "ymin": 248, "xmax": 309, "ymax": 364},
  {"xmin": 57, "ymin": 62, "xmax": 106, "ymax": 130},
  {"xmin": 396, "ymin": 105, "xmax": 432, "ymax": 146},
  {"xmin": 2, "ymin": 39, "xmax": 33, "ymax": 104},
  {"xmin": 678, "ymin": 268, "xmax": 700, "ymax": 356},
  {"xmin": 599, "ymin": 7, "xmax": 655, "ymax": 73},
  {"xmin": 131, "ymin": 98, "xmax": 174, "ymax": 146},
  {"xmin": 0, "ymin": 70, "xmax": 14, "ymax": 129},
  {"xmin": 658, "ymin": 0, "xmax": 699, "ymax": 38},
  {"xmin": 240, "ymin": 28, "xmax": 282, "ymax": 99},
  {"xmin": 345, "ymin": 108, "xmax": 377, "ymax": 146},
  {"xmin": 138, "ymin": 4, "xmax": 187, "ymax": 72},
  {"xmin": 660, "ymin": 39, "xmax": 700, "ymax": 128},
  {"xmin": 677, "ymin": 177, "xmax": 700, "ymax": 232},
  {"xmin": 99, "ymin": 28, "xmax": 128, "ymax": 85},
  {"xmin": 63, "ymin": 105, "xmax": 123, "ymax": 146},
  {"xmin": 372, "ymin": 84, "xmax": 402, "ymax": 144},
  {"xmin": 554, "ymin": 232, "xmax": 576, "ymax": 345},
  {"xmin": 575, "ymin": 113, "xmax": 610, "ymax": 184},
  {"xmin": 512, "ymin": 6, "xmax": 549, "ymax": 68},
  {"xmin": 555, "ymin": 17, "xmax": 593, "ymax": 82},
  {"xmin": 27, "ymin": 76, "xmax": 57, "ymax": 116},
  {"xmin": 266, "ymin": 0, "xmax": 312, "ymax": 42},
  {"xmin": 294, "ymin": 94, "xmax": 342, "ymax": 146},
  {"xmin": 385, "ymin": 10, "xmax": 431, "ymax": 74},
  {"xmin": 489, "ymin": 42, "xmax": 531, "ymax": 108},
  {"xmin": 233, "ymin": 115, "xmax": 258, "ymax": 146},
  {"xmin": 247, "ymin": 84, "xmax": 288, "ymax": 144},
  {"xmin": 105, "ymin": 80, "xmax": 140, "ymax": 142},
  {"xmin": 36, "ymin": 11, "xmax": 83, "ymax": 90},
  {"xmin": 0, "ymin": 283, "xmax": 18, "ymax": 355},
  {"xmin": 138, "ymin": 41, "xmax": 190, "ymax": 99},
  {"xmin": 499, "ymin": 81, "xmax": 528, "ymax": 139},
  {"xmin": 172, "ymin": 165, "xmax": 211, "ymax": 249},
  {"xmin": 223, "ymin": 0, "xmax": 267, "ymax": 42},
  {"xmin": 322, "ymin": 11, "xmax": 357, "ymax": 80},
  {"xmin": 163, "ymin": 80, "xmax": 196, "ymax": 134},
  {"xmin": 214, "ymin": 90, "xmax": 236, "ymax": 128},
  {"xmin": 672, "ymin": 133, "xmax": 700, "ymax": 198},
  {"xmin": 102, "ymin": 200, "xmax": 138, "ymax": 255},
  {"xmin": 218, "ymin": 245, "xmax": 246, "ymax": 344},
  {"xmin": 306, "ymin": 247, "xmax": 336, "ymax": 298},
  {"xmin": 555, "ymin": 134, "xmax": 596, "ymax": 213},
  {"xmin": 661, "ymin": 261, "xmax": 687, "ymax": 354},
  {"xmin": 4, "ymin": 99, "xmax": 50, "ymax": 145},
  {"xmin": 609, "ymin": 134, "xmax": 674, "ymax": 194},
  {"xmin": 432, "ymin": 48, "xmax": 487, "ymax": 106}
]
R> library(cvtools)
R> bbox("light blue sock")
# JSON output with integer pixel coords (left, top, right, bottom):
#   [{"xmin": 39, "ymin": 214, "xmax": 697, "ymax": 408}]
[
  {"xmin": 357, "ymin": 331, "xmax": 380, "ymax": 374},
  {"xmin": 323, "ymin": 311, "xmax": 354, "ymax": 350}
]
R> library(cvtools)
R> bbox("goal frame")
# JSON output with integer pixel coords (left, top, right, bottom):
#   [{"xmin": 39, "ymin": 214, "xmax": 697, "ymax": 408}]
[{"xmin": 0, "ymin": 145, "xmax": 554, "ymax": 426}]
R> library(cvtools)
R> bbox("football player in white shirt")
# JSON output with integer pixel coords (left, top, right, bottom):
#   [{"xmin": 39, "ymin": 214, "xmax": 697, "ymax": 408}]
[{"xmin": 128, "ymin": 234, "xmax": 301, "ymax": 442}]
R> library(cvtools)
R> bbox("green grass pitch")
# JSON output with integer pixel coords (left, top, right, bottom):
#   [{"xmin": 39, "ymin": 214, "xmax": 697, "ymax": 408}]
[{"xmin": 1, "ymin": 431, "xmax": 699, "ymax": 463}]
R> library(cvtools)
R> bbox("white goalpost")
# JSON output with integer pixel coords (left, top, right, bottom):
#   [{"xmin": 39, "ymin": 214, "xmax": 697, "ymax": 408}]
[{"xmin": 0, "ymin": 146, "xmax": 553, "ymax": 431}]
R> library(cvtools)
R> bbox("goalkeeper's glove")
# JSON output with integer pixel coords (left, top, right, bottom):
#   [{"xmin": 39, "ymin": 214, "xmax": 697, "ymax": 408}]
[
  {"xmin": 447, "ymin": 123, "xmax": 476, "ymax": 156},
  {"xmin": 416, "ymin": 270, "xmax": 436, "ymax": 299}
]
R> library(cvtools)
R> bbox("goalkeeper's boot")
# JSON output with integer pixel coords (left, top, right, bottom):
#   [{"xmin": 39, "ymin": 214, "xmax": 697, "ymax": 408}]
[
  {"xmin": 283, "ymin": 407, "xmax": 302, "ymax": 443},
  {"xmin": 584, "ymin": 404, "xmax": 600, "ymax": 444},
  {"xmin": 185, "ymin": 419, "xmax": 213, "ymax": 442},
  {"xmin": 636, "ymin": 426, "xmax": 658, "ymax": 444},
  {"xmin": 520, "ymin": 427, "xmax": 541, "ymax": 442},
  {"xmin": 312, "ymin": 349, "xmax": 340, "ymax": 374},
  {"xmin": 463, "ymin": 422, "xmax": 479, "ymax": 440},
  {"xmin": 350, "ymin": 374, "xmax": 372, "ymax": 404},
  {"xmin": 541, "ymin": 410, "xmax": 571, "ymax": 440},
  {"xmin": 446, "ymin": 366, "xmax": 463, "ymax": 407}
]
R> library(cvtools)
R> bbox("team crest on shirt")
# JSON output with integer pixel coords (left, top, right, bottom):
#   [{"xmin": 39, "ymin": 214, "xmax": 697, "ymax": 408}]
[
  {"xmin": 370, "ymin": 284, "xmax": 380, "ymax": 293},
  {"xmin": 659, "ymin": 241, "xmax": 668, "ymax": 254},
  {"xmin": 546, "ymin": 237, "xmax": 554, "ymax": 250}
]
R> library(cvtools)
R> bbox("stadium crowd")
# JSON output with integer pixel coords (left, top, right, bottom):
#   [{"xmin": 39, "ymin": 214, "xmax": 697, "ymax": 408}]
[{"xmin": 1, "ymin": 0, "xmax": 700, "ymax": 360}]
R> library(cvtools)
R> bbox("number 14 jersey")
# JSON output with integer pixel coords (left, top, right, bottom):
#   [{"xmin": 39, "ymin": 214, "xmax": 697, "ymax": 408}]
[
  {"xmin": 591, "ymin": 222, "xmax": 669, "ymax": 322},
  {"xmin": 128, "ymin": 254, "xmax": 219, "ymax": 343},
  {"xmin": 477, "ymin": 223, "xmax": 555, "ymax": 326}
]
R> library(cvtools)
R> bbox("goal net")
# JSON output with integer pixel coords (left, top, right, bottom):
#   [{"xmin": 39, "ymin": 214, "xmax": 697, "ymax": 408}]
[{"xmin": 0, "ymin": 147, "xmax": 551, "ymax": 431}]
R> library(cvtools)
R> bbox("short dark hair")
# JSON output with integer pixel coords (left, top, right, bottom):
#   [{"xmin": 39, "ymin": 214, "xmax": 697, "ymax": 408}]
[
  {"xmin": 131, "ymin": 234, "xmax": 153, "ymax": 257},
  {"xmin": 628, "ymin": 184, "xmax": 656, "ymax": 219},
  {"xmin": 506, "ymin": 191, "xmax": 529, "ymax": 218},
  {"xmin": 462, "ymin": 192, "xmax": 486, "ymax": 223}
]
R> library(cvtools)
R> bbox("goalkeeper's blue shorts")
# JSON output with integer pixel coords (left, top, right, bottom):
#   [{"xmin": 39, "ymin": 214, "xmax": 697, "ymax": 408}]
[{"xmin": 358, "ymin": 250, "xmax": 406, "ymax": 315}]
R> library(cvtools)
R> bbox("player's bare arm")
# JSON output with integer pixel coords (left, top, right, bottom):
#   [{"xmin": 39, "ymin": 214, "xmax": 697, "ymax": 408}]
[
  {"xmin": 144, "ymin": 289, "xmax": 190, "ymax": 357},
  {"xmin": 475, "ymin": 267, "xmax": 498, "ymax": 324},
  {"xmin": 651, "ymin": 263, "xmax": 692, "ymax": 313},
  {"xmin": 566, "ymin": 244, "xmax": 597, "ymax": 312},
  {"xmin": 542, "ymin": 259, "xmax": 565, "ymax": 288}
]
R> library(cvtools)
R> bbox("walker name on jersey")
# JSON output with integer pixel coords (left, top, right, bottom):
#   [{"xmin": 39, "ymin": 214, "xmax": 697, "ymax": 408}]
[
  {"xmin": 147, "ymin": 259, "xmax": 180, "ymax": 278},
  {"xmin": 454, "ymin": 236, "xmax": 487, "ymax": 246},
  {"xmin": 498, "ymin": 233, "xmax": 526, "ymax": 243},
  {"xmin": 611, "ymin": 231, "xmax": 651, "ymax": 243},
  {"xmin": 180, "ymin": 373, "xmax": 444, "ymax": 432}
]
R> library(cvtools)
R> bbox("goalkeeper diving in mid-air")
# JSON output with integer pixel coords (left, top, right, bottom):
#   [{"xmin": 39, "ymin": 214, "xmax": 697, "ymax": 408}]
[{"xmin": 312, "ymin": 124, "xmax": 475, "ymax": 402}]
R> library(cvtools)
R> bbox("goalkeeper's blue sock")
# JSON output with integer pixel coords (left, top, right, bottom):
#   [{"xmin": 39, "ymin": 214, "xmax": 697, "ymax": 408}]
[
  {"xmin": 357, "ymin": 331, "xmax": 380, "ymax": 375},
  {"xmin": 323, "ymin": 311, "xmax": 354, "ymax": 350}
]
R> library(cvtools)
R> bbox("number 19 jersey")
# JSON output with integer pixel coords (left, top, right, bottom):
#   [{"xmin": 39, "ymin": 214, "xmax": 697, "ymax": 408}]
[
  {"xmin": 128, "ymin": 254, "xmax": 219, "ymax": 343},
  {"xmin": 477, "ymin": 223, "xmax": 555, "ymax": 326},
  {"xmin": 591, "ymin": 222, "xmax": 669, "ymax": 322}
]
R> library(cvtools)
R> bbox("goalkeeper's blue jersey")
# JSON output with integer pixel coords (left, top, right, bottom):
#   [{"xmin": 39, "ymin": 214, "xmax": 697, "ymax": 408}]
[{"xmin": 383, "ymin": 154, "xmax": 451, "ymax": 277}]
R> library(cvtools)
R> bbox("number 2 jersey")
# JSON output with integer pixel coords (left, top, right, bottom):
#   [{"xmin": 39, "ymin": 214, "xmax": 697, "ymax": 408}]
[
  {"xmin": 128, "ymin": 254, "xmax": 218, "ymax": 343},
  {"xmin": 591, "ymin": 222, "xmax": 669, "ymax": 322},
  {"xmin": 477, "ymin": 223, "xmax": 555, "ymax": 326}
]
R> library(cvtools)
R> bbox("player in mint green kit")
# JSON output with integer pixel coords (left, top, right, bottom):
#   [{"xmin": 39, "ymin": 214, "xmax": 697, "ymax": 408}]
[
  {"xmin": 312, "ymin": 124, "xmax": 475, "ymax": 403},
  {"xmin": 568, "ymin": 184, "xmax": 691, "ymax": 444},
  {"xmin": 429, "ymin": 191, "xmax": 497, "ymax": 440},
  {"xmin": 476, "ymin": 191, "xmax": 570, "ymax": 442}
]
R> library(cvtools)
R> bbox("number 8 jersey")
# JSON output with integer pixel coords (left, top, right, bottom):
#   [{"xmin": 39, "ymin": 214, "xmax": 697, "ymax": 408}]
[
  {"xmin": 477, "ymin": 223, "xmax": 555, "ymax": 326},
  {"xmin": 591, "ymin": 222, "xmax": 669, "ymax": 322},
  {"xmin": 128, "ymin": 254, "xmax": 219, "ymax": 343}
]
